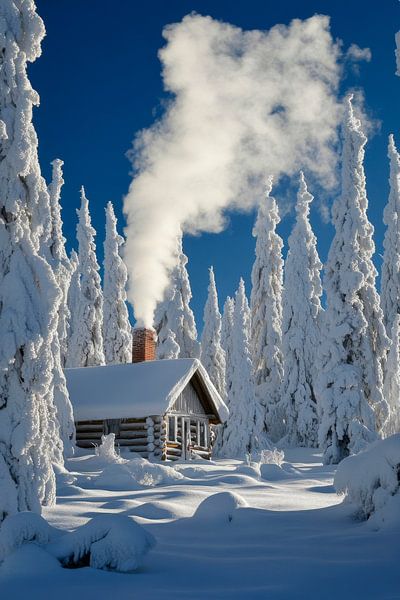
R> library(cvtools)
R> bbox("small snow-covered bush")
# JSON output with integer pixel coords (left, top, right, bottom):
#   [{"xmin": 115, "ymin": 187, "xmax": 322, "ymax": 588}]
[
  {"xmin": 96, "ymin": 433, "xmax": 122, "ymax": 463},
  {"xmin": 260, "ymin": 448, "xmax": 285, "ymax": 467},
  {"xmin": 334, "ymin": 434, "xmax": 400, "ymax": 528}
]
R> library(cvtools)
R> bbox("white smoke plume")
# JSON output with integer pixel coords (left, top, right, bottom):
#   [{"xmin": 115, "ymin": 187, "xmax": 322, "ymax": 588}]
[{"xmin": 124, "ymin": 13, "xmax": 343, "ymax": 328}]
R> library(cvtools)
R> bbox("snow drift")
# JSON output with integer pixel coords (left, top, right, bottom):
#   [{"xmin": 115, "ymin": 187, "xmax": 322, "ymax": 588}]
[
  {"xmin": 334, "ymin": 434, "xmax": 400, "ymax": 529},
  {"xmin": 0, "ymin": 512, "xmax": 156, "ymax": 573},
  {"xmin": 124, "ymin": 13, "xmax": 343, "ymax": 327}
]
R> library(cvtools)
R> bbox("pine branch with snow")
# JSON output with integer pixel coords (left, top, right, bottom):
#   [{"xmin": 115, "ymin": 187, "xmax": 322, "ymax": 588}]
[
  {"xmin": 250, "ymin": 178, "xmax": 284, "ymax": 442},
  {"xmin": 103, "ymin": 202, "xmax": 132, "ymax": 364},
  {"xmin": 0, "ymin": 0, "xmax": 63, "ymax": 521},
  {"xmin": 221, "ymin": 279, "xmax": 269, "ymax": 458},
  {"xmin": 66, "ymin": 188, "xmax": 105, "ymax": 368},
  {"xmin": 381, "ymin": 135, "xmax": 400, "ymax": 336},
  {"xmin": 316, "ymin": 96, "xmax": 390, "ymax": 464},
  {"xmin": 200, "ymin": 267, "xmax": 226, "ymax": 399},
  {"xmin": 281, "ymin": 173, "xmax": 323, "ymax": 447},
  {"xmin": 155, "ymin": 234, "xmax": 200, "ymax": 359}
]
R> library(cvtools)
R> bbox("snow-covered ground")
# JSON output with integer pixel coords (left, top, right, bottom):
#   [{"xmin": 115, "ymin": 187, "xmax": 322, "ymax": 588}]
[{"xmin": 1, "ymin": 448, "xmax": 398, "ymax": 599}]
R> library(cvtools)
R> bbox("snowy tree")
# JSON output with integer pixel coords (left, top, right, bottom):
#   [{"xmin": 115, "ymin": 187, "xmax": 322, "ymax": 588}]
[
  {"xmin": 220, "ymin": 280, "xmax": 268, "ymax": 458},
  {"xmin": 381, "ymin": 135, "xmax": 400, "ymax": 336},
  {"xmin": 66, "ymin": 188, "xmax": 105, "ymax": 368},
  {"xmin": 383, "ymin": 315, "xmax": 400, "ymax": 437},
  {"xmin": 156, "ymin": 327, "xmax": 180, "ymax": 359},
  {"xmin": 43, "ymin": 159, "xmax": 75, "ymax": 458},
  {"xmin": 103, "ymin": 202, "xmax": 132, "ymax": 364},
  {"xmin": 281, "ymin": 173, "xmax": 323, "ymax": 448},
  {"xmin": 66, "ymin": 249, "xmax": 79, "ymax": 358},
  {"xmin": 250, "ymin": 178, "xmax": 284, "ymax": 442},
  {"xmin": 316, "ymin": 96, "xmax": 390, "ymax": 464},
  {"xmin": 213, "ymin": 295, "xmax": 234, "ymax": 456},
  {"xmin": 396, "ymin": 31, "xmax": 400, "ymax": 76},
  {"xmin": 221, "ymin": 296, "xmax": 235, "ymax": 400},
  {"xmin": 200, "ymin": 267, "xmax": 226, "ymax": 398},
  {"xmin": 47, "ymin": 159, "xmax": 72, "ymax": 366},
  {"xmin": 0, "ymin": 0, "xmax": 63, "ymax": 521},
  {"xmin": 155, "ymin": 234, "xmax": 200, "ymax": 359}
]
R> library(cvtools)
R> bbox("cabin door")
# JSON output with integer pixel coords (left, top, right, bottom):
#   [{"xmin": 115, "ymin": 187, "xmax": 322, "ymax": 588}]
[{"xmin": 182, "ymin": 417, "xmax": 191, "ymax": 460}]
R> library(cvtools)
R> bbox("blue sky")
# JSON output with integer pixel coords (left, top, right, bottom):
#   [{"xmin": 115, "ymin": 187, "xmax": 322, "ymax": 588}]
[{"xmin": 33, "ymin": 0, "xmax": 399, "ymax": 328}]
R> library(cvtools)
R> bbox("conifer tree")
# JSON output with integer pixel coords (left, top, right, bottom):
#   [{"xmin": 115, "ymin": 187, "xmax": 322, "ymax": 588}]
[
  {"xmin": 281, "ymin": 173, "xmax": 323, "ymax": 447},
  {"xmin": 155, "ymin": 234, "xmax": 200, "ymax": 359},
  {"xmin": 316, "ymin": 96, "xmax": 390, "ymax": 464},
  {"xmin": 103, "ymin": 202, "xmax": 132, "ymax": 364},
  {"xmin": 221, "ymin": 296, "xmax": 235, "ymax": 400},
  {"xmin": 66, "ymin": 188, "xmax": 105, "ymax": 367},
  {"xmin": 221, "ymin": 280, "xmax": 267, "ymax": 457},
  {"xmin": 200, "ymin": 267, "xmax": 226, "ymax": 398},
  {"xmin": 66, "ymin": 249, "xmax": 79, "ymax": 358},
  {"xmin": 0, "ymin": 0, "xmax": 63, "ymax": 520},
  {"xmin": 383, "ymin": 315, "xmax": 400, "ymax": 437},
  {"xmin": 381, "ymin": 135, "xmax": 400, "ymax": 336},
  {"xmin": 250, "ymin": 178, "xmax": 284, "ymax": 442},
  {"xmin": 48, "ymin": 159, "xmax": 72, "ymax": 366},
  {"xmin": 44, "ymin": 159, "xmax": 75, "ymax": 457}
]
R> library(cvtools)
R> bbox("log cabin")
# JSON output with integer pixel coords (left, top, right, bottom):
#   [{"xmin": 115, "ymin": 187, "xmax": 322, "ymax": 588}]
[{"xmin": 65, "ymin": 328, "xmax": 228, "ymax": 461}]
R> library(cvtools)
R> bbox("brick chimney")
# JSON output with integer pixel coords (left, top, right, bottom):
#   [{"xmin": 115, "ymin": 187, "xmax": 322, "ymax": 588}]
[{"xmin": 132, "ymin": 327, "xmax": 157, "ymax": 363}]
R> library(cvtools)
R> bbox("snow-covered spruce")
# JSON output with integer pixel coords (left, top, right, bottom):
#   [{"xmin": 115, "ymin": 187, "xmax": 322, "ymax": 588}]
[
  {"xmin": 0, "ymin": 0, "xmax": 63, "ymax": 521},
  {"xmin": 396, "ymin": 31, "xmax": 400, "ymax": 76},
  {"xmin": 66, "ymin": 188, "xmax": 105, "ymax": 368},
  {"xmin": 103, "ymin": 202, "xmax": 132, "ymax": 364},
  {"xmin": 66, "ymin": 249, "xmax": 80, "ymax": 360},
  {"xmin": 221, "ymin": 279, "xmax": 268, "ymax": 457},
  {"xmin": 316, "ymin": 96, "xmax": 390, "ymax": 464},
  {"xmin": 334, "ymin": 434, "xmax": 400, "ymax": 529},
  {"xmin": 250, "ymin": 177, "xmax": 284, "ymax": 442},
  {"xmin": 213, "ymin": 295, "xmax": 234, "ymax": 456},
  {"xmin": 45, "ymin": 159, "xmax": 75, "ymax": 458},
  {"xmin": 281, "ymin": 173, "xmax": 323, "ymax": 448},
  {"xmin": 200, "ymin": 267, "xmax": 226, "ymax": 399},
  {"xmin": 221, "ymin": 296, "xmax": 235, "ymax": 401},
  {"xmin": 47, "ymin": 159, "xmax": 72, "ymax": 366},
  {"xmin": 383, "ymin": 315, "xmax": 400, "ymax": 437},
  {"xmin": 155, "ymin": 234, "xmax": 200, "ymax": 359},
  {"xmin": 381, "ymin": 135, "xmax": 400, "ymax": 337}
]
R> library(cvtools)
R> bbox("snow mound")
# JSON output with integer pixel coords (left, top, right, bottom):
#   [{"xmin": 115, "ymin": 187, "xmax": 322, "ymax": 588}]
[
  {"xmin": 334, "ymin": 434, "xmax": 400, "ymax": 528},
  {"xmin": 0, "ymin": 512, "xmax": 60, "ymax": 563},
  {"xmin": 49, "ymin": 514, "xmax": 156, "ymax": 572},
  {"xmin": 94, "ymin": 456, "xmax": 185, "ymax": 490},
  {"xmin": 235, "ymin": 462, "xmax": 261, "ymax": 479},
  {"xmin": 260, "ymin": 463, "xmax": 292, "ymax": 481},
  {"xmin": 0, "ymin": 512, "xmax": 156, "ymax": 573},
  {"xmin": 193, "ymin": 491, "xmax": 248, "ymax": 522}
]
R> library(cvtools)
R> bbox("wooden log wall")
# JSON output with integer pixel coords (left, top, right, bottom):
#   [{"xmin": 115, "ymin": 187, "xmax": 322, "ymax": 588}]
[
  {"xmin": 75, "ymin": 416, "xmax": 164, "ymax": 458},
  {"xmin": 76, "ymin": 415, "xmax": 211, "ymax": 461}
]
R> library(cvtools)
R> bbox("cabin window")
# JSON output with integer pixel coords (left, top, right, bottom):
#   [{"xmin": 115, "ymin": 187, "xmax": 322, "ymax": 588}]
[
  {"xmin": 168, "ymin": 416, "xmax": 176, "ymax": 442},
  {"xmin": 199, "ymin": 421, "xmax": 206, "ymax": 447}
]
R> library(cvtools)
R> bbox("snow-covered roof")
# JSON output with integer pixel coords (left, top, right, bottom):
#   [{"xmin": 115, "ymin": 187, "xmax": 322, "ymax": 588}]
[{"xmin": 65, "ymin": 358, "xmax": 228, "ymax": 424}]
